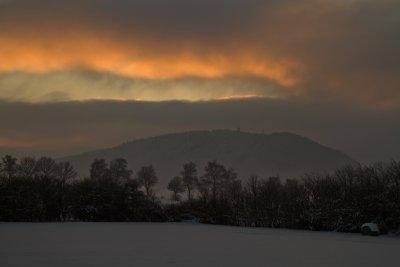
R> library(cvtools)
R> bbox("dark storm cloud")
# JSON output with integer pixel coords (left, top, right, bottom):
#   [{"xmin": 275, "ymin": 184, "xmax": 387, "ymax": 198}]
[
  {"xmin": 0, "ymin": 0, "xmax": 262, "ymax": 32},
  {"xmin": 0, "ymin": 0, "xmax": 267, "ymax": 48},
  {"xmin": 0, "ymin": 98, "xmax": 399, "ymax": 162}
]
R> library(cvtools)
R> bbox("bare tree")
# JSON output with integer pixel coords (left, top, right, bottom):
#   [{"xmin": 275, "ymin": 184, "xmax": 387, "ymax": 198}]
[
  {"xmin": 35, "ymin": 157, "xmax": 58, "ymax": 178},
  {"xmin": 90, "ymin": 159, "xmax": 108, "ymax": 180},
  {"xmin": 136, "ymin": 165, "xmax": 158, "ymax": 197},
  {"xmin": 202, "ymin": 161, "xmax": 226, "ymax": 203},
  {"xmin": 109, "ymin": 158, "xmax": 132, "ymax": 183},
  {"xmin": 167, "ymin": 176, "xmax": 185, "ymax": 202},
  {"xmin": 181, "ymin": 162, "xmax": 198, "ymax": 201},
  {"xmin": 56, "ymin": 162, "xmax": 77, "ymax": 182},
  {"xmin": 17, "ymin": 157, "xmax": 37, "ymax": 179},
  {"xmin": 0, "ymin": 155, "xmax": 18, "ymax": 179}
]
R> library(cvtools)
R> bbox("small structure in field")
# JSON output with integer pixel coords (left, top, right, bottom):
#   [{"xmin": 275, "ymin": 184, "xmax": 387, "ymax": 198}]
[
  {"xmin": 180, "ymin": 213, "xmax": 200, "ymax": 223},
  {"xmin": 361, "ymin": 223, "xmax": 380, "ymax": 236}
]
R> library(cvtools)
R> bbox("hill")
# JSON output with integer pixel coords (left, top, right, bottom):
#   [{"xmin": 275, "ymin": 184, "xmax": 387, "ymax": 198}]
[{"xmin": 61, "ymin": 130, "xmax": 356, "ymax": 189}]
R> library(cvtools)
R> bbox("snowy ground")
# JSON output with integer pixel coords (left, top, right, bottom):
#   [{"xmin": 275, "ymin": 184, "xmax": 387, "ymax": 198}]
[{"xmin": 0, "ymin": 223, "xmax": 399, "ymax": 267}]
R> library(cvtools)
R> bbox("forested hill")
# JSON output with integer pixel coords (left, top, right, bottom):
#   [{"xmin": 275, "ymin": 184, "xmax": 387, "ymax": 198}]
[{"xmin": 61, "ymin": 130, "xmax": 356, "ymax": 187}]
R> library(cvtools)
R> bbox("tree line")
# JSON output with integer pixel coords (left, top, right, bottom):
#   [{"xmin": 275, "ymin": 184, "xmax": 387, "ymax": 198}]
[
  {"xmin": 1, "ymin": 155, "xmax": 399, "ymax": 233},
  {"xmin": 166, "ymin": 161, "xmax": 400, "ymax": 232},
  {"xmin": 0, "ymin": 156, "xmax": 164, "ymax": 222}
]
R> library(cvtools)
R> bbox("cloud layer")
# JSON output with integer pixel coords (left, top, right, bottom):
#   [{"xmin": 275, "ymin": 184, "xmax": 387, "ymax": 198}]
[{"xmin": 1, "ymin": 0, "xmax": 399, "ymax": 106}]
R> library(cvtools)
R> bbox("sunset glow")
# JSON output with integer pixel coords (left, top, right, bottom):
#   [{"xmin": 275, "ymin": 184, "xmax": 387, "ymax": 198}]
[{"xmin": 0, "ymin": 34, "xmax": 300, "ymax": 88}]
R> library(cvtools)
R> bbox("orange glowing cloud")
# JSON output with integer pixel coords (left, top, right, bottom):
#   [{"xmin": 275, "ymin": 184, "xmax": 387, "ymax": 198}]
[
  {"xmin": 0, "ymin": 31, "xmax": 302, "ymax": 87},
  {"xmin": 1, "ymin": 0, "xmax": 399, "ymax": 107}
]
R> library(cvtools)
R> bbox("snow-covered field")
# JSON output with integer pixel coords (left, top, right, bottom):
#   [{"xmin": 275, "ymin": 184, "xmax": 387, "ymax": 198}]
[{"xmin": 0, "ymin": 223, "xmax": 398, "ymax": 267}]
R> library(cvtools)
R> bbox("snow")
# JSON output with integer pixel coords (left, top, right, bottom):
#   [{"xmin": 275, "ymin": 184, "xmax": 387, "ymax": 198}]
[
  {"xmin": 361, "ymin": 223, "xmax": 380, "ymax": 232},
  {"xmin": 0, "ymin": 222, "xmax": 399, "ymax": 267}
]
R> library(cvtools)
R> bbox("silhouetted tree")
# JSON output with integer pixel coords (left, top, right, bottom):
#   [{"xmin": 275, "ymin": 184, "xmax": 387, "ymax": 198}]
[
  {"xmin": 17, "ymin": 157, "xmax": 37, "ymax": 179},
  {"xmin": 244, "ymin": 175, "xmax": 260, "ymax": 225},
  {"xmin": 168, "ymin": 176, "xmax": 185, "ymax": 201},
  {"xmin": 35, "ymin": 157, "xmax": 57, "ymax": 178},
  {"xmin": 0, "ymin": 156, "xmax": 167, "ymax": 222},
  {"xmin": 1, "ymin": 153, "xmax": 400, "ymax": 231},
  {"xmin": 109, "ymin": 158, "xmax": 132, "ymax": 183},
  {"xmin": 202, "ymin": 161, "xmax": 226, "ymax": 204},
  {"xmin": 181, "ymin": 162, "xmax": 198, "ymax": 201},
  {"xmin": 137, "ymin": 165, "xmax": 158, "ymax": 197},
  {"xmin": 90, "ymin": 159, "xmax": 108, "ymax": 180},
  {"xmin": 56, "ymin": 162, "xmax": 77, "ymax": 182},
  {"xmin": 0, "ymin": 155, "xmax": 18, "ymax": 179}
]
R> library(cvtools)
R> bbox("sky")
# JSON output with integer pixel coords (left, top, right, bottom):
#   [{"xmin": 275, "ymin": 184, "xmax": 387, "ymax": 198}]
[{"xmin": 0, "ymin": 0, "xmax": 399, "ymax": 162}]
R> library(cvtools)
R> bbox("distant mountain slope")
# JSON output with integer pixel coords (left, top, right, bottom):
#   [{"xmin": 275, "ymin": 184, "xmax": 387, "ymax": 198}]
[
  {"xmin": 61, "ymin": 130, "xmax": 356, "ymax": 189},
  {"xmin": 0, "ymin": 147, "xmax": 33, "ymax": 158},
  {"xmin": 0, "ymin": 148, "xmax": 54, "ymax": 158}
]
